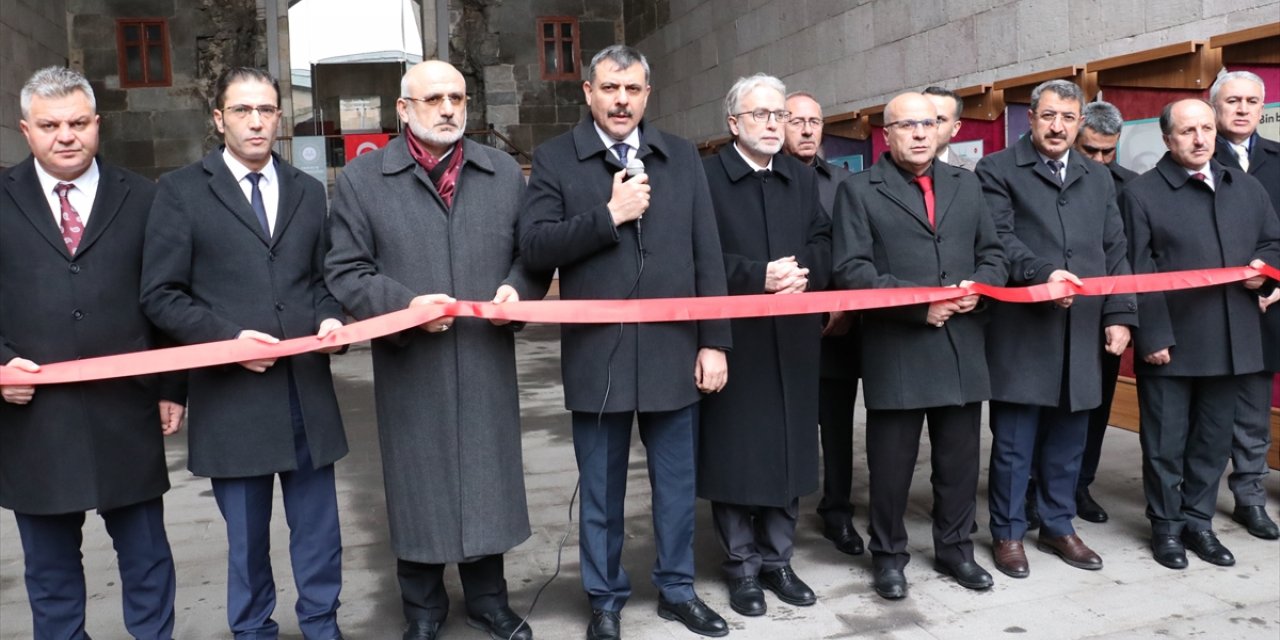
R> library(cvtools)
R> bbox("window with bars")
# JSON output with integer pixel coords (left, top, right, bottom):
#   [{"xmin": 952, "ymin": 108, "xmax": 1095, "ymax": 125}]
[
  {"xmin": 537, "ymin": 17, "xmax": 580, "ymax": 81},
  {"xmin": 116, "ymin": 19, "xmax": 171, "ymax": 88}
]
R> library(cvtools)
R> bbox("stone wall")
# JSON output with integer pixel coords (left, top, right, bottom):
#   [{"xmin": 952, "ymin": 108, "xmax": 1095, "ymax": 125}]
[
  {"xmin": 636, "ymin": 0, "xmax": 1280, "ymax": 143},
  {"xmin": 1, "ymin": 0, "xmax": 69, "ymax": 168}
]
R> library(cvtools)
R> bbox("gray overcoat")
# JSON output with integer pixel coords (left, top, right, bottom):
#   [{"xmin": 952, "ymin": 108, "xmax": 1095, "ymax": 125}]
[{"xmin": 326, "ymin": 136, "xmax": 550, "ymax": 563}]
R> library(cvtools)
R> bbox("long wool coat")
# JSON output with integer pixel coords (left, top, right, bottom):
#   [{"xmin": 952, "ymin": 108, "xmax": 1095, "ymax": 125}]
[
  {"xmin": 326, "ymin": 136, "xmax": 550, "ymax": 563},
  {"xmin": 697, "ymin": 146, "xmax": 831, "ymax": 506}
]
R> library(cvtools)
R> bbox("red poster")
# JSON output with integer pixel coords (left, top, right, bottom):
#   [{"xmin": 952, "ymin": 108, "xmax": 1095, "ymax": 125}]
[{"xmin": 344, "ymin": 133, "xmax": 392, "ymax": 162}]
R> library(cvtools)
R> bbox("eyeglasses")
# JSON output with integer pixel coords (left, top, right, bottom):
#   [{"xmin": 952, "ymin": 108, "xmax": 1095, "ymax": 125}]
[
  {"xmin": 1035, "ymin": 111, "xmax": 1079, "ymax": 125},
  {"xmin": 884, "ymin": 119, "xmax": 938, "ymax": 132},
  {"xmin": 785, "ymin": 117, "xmax": 824, "ymax": 129},
  {"xmin": 222, "ymin": 105, "xmax": 281, "ymax": 120},
  {"xmin": 404, "ymin": 93, "xmax": 467, "ymax": 107},
  {"xmin": 732, "ymin": 109, "xmax": 792, "ymax": 123}
]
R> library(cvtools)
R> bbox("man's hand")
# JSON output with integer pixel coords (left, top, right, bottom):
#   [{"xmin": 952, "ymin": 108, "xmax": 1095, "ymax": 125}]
[
  {"xmin": 822, "ymin": 310, "xmax": 855, "ymax": 337},
  {"xmin": 1, "ymin": 357, "xmax": 39, "ymax": 405},
  {"xmin": 315, "ymin": 318, "xmax": 344, "ymax": 354},
  {"xmin": 952, "ymin": 280, "xmax": 980, "ymax": 314},
  {"xmin": 490, "ymin": 284, "xmax": 519, "ymax": 326},
  {"xmin": 1244, "ymin": 258, "xmax": 1270, "ymax": 290},
  {"xmin": 1104, "ymin": 324, "xmax": 1131, "ymax": 356},
  {"xmin": 159, "ymin": 400, "xmax": 185, "ymax": 435},
  {"xmin": 695, "ymin": 348, "xmax": 728, "ymax": 393},
  {"xmin": 236, "ymin": 330, "xmax": 279, "ymax": 373},
  {"xmin": 1144, "ymin": 347, "xmax": 1171, "ymax": 366},
  {"xmin": 926, "ymin": 300, "xmax": 961, "ymax": 327},
  {"xmin": 1260, "ymin": 288, "xmax": 1280, "ymax": 313},
  {"xmin": 607, "ymin": 169, "xmax": 650, "ymax": 226},
  {"xmin": 765, "ymin": 256, "xmax": 809, "ymax": 293},
  {"xmin": 1047, "ymin": 269, "xmax": 1083, "ymax": 308},
  {"xmin": 411, "ymin": 294, "xmax": 457, "ymax": 333}
]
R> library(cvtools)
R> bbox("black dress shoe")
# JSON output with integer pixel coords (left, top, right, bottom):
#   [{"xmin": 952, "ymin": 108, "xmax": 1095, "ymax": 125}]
[
  {"xmin": 1075, "ymin": 488, "xmax": 1109, "ymax": 523},
  {"xmin": 1180, "ymin": 529, "xmax": 1235, "ymax": 566},
  {"xmin": 587, "ymin": 609, "xmax": 621, "ymax": 640},
  {"xmin": 656, "ymin": 596, "xmax": 728, "ymax": 637},
  {"xmin": 823, "ymin": 516, "xmax": 866, "ymax": 555},
  {"xmin": 759, "ymin": 565, "xmax": 816, "ymax": 606},
  {"xmin": 934, "ymin": 559, "xmax": 994, "ymax": 590},
  {"xmin": 726, "ymin": 576, "xmax": 766, "ymax": 616},
  {"xmin": 403, "ymin": 619, "xmax": 442, "ymax": 640},
  {"xmin": 872, "ymin": 568, "xmax": 907, "ymax": 600},
  {"xmin": 1151, "ymin": 534, "xmax": 1187, "ymax": 570},
  {"xmin": 467, "ymin": 605, "xmax": 533, "ymax": 640},
  {"xmin": 1233, "ymin": 505, "xmax": 1280, "ymax": 540}
]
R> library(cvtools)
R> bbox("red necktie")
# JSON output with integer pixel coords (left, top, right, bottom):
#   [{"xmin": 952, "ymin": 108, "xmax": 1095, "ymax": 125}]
[
  {"xmin": 1191, "ymin": 172, "xmax": 1206, "ymax": 182},
  {"xmin": 54, "ymin": 182, "xmax": 85, "ymax": 255},
  {"xmin": 914, "ymin": 175, "xmax": 936, "ymax": 228}
]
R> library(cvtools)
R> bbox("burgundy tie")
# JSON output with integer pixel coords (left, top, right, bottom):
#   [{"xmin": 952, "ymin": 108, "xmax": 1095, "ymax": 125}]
[
  {"xmin": 1191, "ymin": 172, "xmax": 1206, "ymax": 182},
  {"xmin": 914, "ymin": 175, "xmax": 936, "ymax": 228},
  {"xmin": 54, "ymin": 183, "xmax": 85, "ymax": 255}
]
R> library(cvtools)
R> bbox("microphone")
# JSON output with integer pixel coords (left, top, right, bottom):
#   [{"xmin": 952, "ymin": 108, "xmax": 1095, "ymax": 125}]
[{"xmin": 625, "ymin": 156, "xmax": 645, "ymax": 179}]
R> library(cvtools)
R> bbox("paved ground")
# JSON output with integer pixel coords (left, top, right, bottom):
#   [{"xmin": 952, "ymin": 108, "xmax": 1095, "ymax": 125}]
[{"xmin": 2, "ymin": 324, "xmax": 1278, "ymax": 639}]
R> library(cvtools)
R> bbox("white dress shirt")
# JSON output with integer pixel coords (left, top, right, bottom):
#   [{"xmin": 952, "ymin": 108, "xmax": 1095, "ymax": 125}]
[
  {"xmin": 34, "ymin": 159, "xmax": 99, "ymax": 228},
  {"xmin": 222, "ymin": 149, "xmax": 279, "ymax": 234}
]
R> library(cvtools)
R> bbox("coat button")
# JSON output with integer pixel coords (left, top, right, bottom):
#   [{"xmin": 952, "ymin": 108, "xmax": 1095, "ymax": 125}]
[
  {"xmin": 1066, "ymin": 249, "xmax": 1074, "ymax": 258},
  {"xmin": 935, "ymin": 235, "xmax": 943, "ymax": 244},
  {"xmin": 275, "ymin": 303, "xmax": 285, "ymax": 311},
  {"xmin": 72, "ymin": 309, "xmax": 84, "ymax": 320},
  {"xmin": 68, "ymin": 263, "xmax": 81, "ymax": 273},
  {"xmin": 940, "ymin": 271, "xmax": 948, "ymax": 280},
  {"xmin": 267, "ymin": 251, "xmax": 276, "ymax": 261},
  {"xmin": 1059, "ymin": 198, "xmax": 1067, "ymax": 205}
]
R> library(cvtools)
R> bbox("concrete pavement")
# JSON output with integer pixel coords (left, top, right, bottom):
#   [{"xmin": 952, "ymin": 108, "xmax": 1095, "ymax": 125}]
[{"xmin": 2, "ymin": 323, "xmax": 1278, "ymax": 639}]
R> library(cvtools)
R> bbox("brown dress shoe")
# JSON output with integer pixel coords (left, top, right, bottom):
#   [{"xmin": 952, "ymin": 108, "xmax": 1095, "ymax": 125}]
[
  {"xmin": 992, "ymin": 539, "xmax": 1029, "ymax": 578},
  {"xmin": 1037, "ymin": 533, "xmax": 1102, "ymax": 570}
]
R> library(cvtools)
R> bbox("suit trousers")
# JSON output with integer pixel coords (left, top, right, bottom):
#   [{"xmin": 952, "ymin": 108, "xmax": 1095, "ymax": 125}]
[
  {"xmin": 210, "ymin": 367, "xmax": 342, "ymax": 640},
  {"xmin": 1138, "ymin": 374, "xmax": 1242, "ymax": 535},
  {"xmin": 14, "ymin": 497, "xmax": 175, "ymax": 640},
  {"xmin": 711, "ymin": 499, "xmax": 799, "ymax": 578},
  {"xmin": 1078, "ymin": 352, "xmax": 1121, "ymax": 490},
  {"xmin": 1228, "ymin": 371, "xmax": 1275, "ymax": 507},
  {"xmin": 865, "ymin": 404, "xmax": 980, "ymax": 571},
  {"xmin": 989, "ymin": 402, "xmax": 1088, "ymax": 540},
  {"xmin": 817, "ymin": 377, "xmax": 858, "ymax": 520},
  {"xmin": 396, "ymin": 553, "xmax": 507, "ymax": 623},
  {"xmin": 572, "ymin": 404, "xmax": 698, "ymax": 612}
]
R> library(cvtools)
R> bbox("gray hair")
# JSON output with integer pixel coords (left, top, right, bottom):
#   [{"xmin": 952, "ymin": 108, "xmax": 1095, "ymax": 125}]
[
  {"xmin": 1208, "ymin": 70, "xmax": 1265, "ymax": 104},
  {"xmin": 1080, "ymin": 101, "xmax": 1124, "ymax": 136},
  {"xmin": 587, "ymin": 45, "xmax": 650, "ymax": 84},
  {"xmin": 20, "ymin": 66, "xmax": 95, "ymax": 119},
  {"xmin": 725, "ymin": 73, "xmax": 787, "ymax": 117},
  {"xmin": 1029, "ymin": 79, "xmax": 1084, "ymax": 112}
]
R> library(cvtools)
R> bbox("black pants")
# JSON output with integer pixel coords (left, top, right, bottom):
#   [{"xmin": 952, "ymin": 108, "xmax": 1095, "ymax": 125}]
[
  {"xmin": 711, "ymin": 499, "xmax": 799, "ymax": 579},
  {"xmin": 817, "ymin": 377, "xmax": 858, "ymax": 521},
  {"xmin": 1079, "ymin": 351, "xmax": 1121, "ymax": 489},
  {"xmin": 397, "ymin": 553, "xmax": 508, "ymax": 623}
]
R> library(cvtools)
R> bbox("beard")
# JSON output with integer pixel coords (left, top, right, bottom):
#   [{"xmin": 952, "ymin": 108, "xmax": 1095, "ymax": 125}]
[
  {"xmin": 740, "ymin": 130, "xmax": 783, "ymax": 158},
  {"xmin": 407, "ymin": 107, "xmax": 467, "ymax": 150}
]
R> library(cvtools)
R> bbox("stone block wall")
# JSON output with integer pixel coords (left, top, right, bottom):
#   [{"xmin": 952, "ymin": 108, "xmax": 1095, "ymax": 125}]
[{"xmin": 1, "ymin": 0, "xmax": 69, "ymax": 168}]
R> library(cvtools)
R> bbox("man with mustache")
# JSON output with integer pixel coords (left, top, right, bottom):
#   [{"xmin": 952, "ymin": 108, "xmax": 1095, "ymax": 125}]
[
  {"xmin": 326, "ymin": 60, "xmax": 546, "ymax": 640},
  {"xmin": 1122, "ymin": 99, "xmax": 1279, "ymax": 569},
  {"xmin": 976, "ymin": 79, "xmax": 1136, "ymax": 580},
  {"xmin": 520, "ymin": 45, "xmax": 731, "ymax": 640},
  {"xmin": 1210, "ymin": 70, "xmax": 1280, "ymax": 541},
  {"xmin": 699, "ymin": 73, "xmax": 830, "ymax": 617},
  {"xmin": 142, "ymin": 67, "xmax": 349, "ymax": 640}
]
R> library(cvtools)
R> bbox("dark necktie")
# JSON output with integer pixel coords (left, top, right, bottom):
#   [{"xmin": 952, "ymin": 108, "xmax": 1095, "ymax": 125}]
[
  {"xmin": 54, "ymin": 182, "xmax": 86, "ymax": 255},
  {"xmin": 1045, "ymin": 159, "xmax": 1064, "ymax": 185},
  {"xmin": 913, "ymin": 175, "xmax": 936, "ymax": 228},
  {"xmin": 1190, "ymin": 172, "xmax": 1206, "ymax": 182},
  {"xmin": 613, "ymin": 143, "xmax": 630, "ymax": 165},
  {"xmin": 246, "ymin": 172, "xmax": 270, "ymax": 236},
  {"xmin": 755, "ymin": 169, "xmax": 772, "ymax": 181}
]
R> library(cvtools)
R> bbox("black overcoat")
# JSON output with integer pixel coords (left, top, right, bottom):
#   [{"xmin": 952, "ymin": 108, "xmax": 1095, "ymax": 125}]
[
  {"xmin": 1121, "ymin": 154, "xmax": 1280, "ymax": 378},
  {"xmin": 141, "ymin": 149, "xmax": 347, "ymax": 478},
  {"xmin": 520, "ymin": 119, "xmax": 731, "ymax": 413},
  {"xmin": 833, "ymin": 154, "xmax": 1007, "ymax": 410},
  {"xmin": 696, "ymin": 146, "xmax": 830, "ymax": 506},
  {"xmin": 812, "ymin": 156, "xmax": 860, "ymax": 381},
  {"xmin": 0, "ymin": 158, "xmax": 181, "ymax": 514},
  {"xmin": 975, "ymin": 136, "xmax": 1137, "ymax": 411}
]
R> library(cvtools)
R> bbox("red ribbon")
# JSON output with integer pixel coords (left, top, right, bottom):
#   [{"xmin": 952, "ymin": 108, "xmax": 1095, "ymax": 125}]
[{"xmin": 3, "ymin": 264, "xmax": 1276, "ymax": 386}]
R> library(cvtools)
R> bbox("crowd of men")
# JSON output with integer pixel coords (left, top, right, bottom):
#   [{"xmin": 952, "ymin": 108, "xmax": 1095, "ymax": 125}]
[{"xmin": 1, "ymin": 43, "xmax": 1277, "ymax": 640}]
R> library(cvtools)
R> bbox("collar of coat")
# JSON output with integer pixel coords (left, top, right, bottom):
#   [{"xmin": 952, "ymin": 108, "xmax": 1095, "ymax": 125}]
[
  {"xmin": 865, "ymin": 151, "xmax": 963, "ymax": 230},
  {"xmin": 381, "ymin": 135, "xmax": 496, "ymax": 177},
  {"xmin": 714, "ymin": 142, "xmax": 795, "ymax": 183},
  {"xmin": 1154, "ymin": 152, "xmax": 1236, "ymax": 190},
  {"xmin": 1215, "ymin": 133, "xmax": 1277, "ymax": 174},
  {"xmin": 571, "ymin": 118, "xmax": 672, "ymax": 169},
  {"xmin": 1011, "ymin": 134, "xmax": 1098, "ymax": 190},
  {"xmin": 4, "ymin": 155, "xmax": 132, "ymax": 261},
  {"xmin": 199, "ymin": 146, "xmax": 307, "ymax": 246}
]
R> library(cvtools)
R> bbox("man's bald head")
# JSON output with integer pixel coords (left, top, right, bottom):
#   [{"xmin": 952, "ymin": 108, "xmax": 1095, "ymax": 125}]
[{"xmin": 397, "ymin": 60, "xmax": 468, "ymax": 156}]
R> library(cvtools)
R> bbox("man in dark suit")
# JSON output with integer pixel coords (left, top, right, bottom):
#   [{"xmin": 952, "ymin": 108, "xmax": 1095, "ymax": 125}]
[
  {"xmin": 782, "ymin": 90, "xmax": 864, "ymax": 557},
  {"xmin": 1, "ymin": 66, "xmax": 184, "ymax": 640},
  {"xmin": 1122, "ymin": 98, "xmax": 1280, "ymax": 569},
  {"xmin": 976, "ymin": 80, "xmax": 1136, "ymax": 579},
  {"xmin": 1069, "ymin": 100, "xmax": 1141, "ymax": 525},
  {"xmin": 700, "ymin": 74, "xmax": 830, "ymax": 618},
  {"xmin": 1210, "ymin": 70, "xmax": 1280, "ymax": 541},
  {"xmin": 923, "ymin": 86, "xmax": 975, "ymax": 171},
  {"xmin": 141, "ymin": 68, "xmax": 348, "ymax": 639},
  {"xmin": 519, "ymin": 45, "xmax": 731, "ymax": 640},
  {"xmin": 834, "ymin": 92, "xmax": 1007, "ymax": 600}
]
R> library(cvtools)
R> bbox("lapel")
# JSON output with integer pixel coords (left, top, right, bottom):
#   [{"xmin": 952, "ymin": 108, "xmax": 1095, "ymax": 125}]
[
  {"xmin": 4, "ymin": 157, "xmax": 71, "ymax": 258},
  {"xmin": 717, "ymin": 143, "xmax": 755, "ymax": 184},
  {"xmin": 447, "ymin": 138, "xmax": 496, "ymax": 220},
  {"xmin": 869, "ymin": 153, "xmax": 932, "ymax": 231},
  {"xmin": 202, "ymin": 148, "xmax": 271, "ymax": 246},
  {"xmin": 931, "ymin": 160, "xmax": 960, "ymax": 229},
  {"xmin": 1248, "ymin": 134, "xmax": 1273, "ymax": 175},
  {"xmin": 272, "ymin": 157, "xmax": 302, "ymax": 245},
  {"xmin": 74, "ymin": 162, "xmax": 129, "ymax": 258},
  {"xmin": 1061, "ymin": 149, "xmax": 1089, "ymax": 191},
  {"xmin": 1014, "ymin": 136, "xmax": 1064, "ymax": 190},
  {"xmin": 572, "ymin": 118, "xmax": 622, "ymax": 170},
  {"xmin": 383, "ymin": 135, "xmax": 447, "ymax": 211}
]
